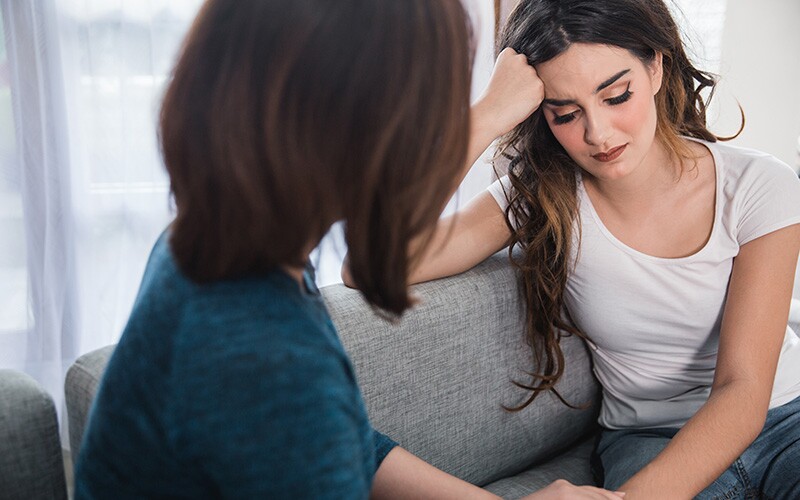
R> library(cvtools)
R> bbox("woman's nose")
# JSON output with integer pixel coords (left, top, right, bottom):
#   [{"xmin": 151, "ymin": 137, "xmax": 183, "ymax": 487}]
[{"xmin": 583, "ymin": 112, "xmax": 612, "ymax": 147}]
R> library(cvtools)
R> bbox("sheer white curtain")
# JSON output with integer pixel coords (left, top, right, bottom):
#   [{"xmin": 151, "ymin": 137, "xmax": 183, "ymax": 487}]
[
  {"xmin": 2, "ymin": 0, "xmax": 82, "ymax": 433},
  {"xmin": 0, "ymin": 0, "xmax": 199, "ymax": 439},
  {"xmin": 0, "ymin": 0, "xmax": 497, "ymax": 438}
]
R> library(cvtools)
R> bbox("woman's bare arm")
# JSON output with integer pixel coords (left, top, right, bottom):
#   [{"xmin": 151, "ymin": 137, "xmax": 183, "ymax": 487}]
[
  {"xmin": 372, "ymin": 447, "xmax": 625, "ymax": 500},
  {"xmin": 407, "ymin": 191, "xmax": 511, "ymax": 284},
  {"xmin": 618, "ymin": 224, "xmax": 800, "ymax": 499},
  {"xmin": 466, "ymin": 47, "xmax": 544, "ymax": 182}
]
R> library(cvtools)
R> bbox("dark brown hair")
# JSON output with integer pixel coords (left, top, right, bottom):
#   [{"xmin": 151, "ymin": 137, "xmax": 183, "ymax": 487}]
[
  {"xmin": 160, "ymin": 0, "xmax": 472, "ymax": 315},
  {"xmin": 496, "ymin": 0, "xmax": 740, "ymax": 410}
]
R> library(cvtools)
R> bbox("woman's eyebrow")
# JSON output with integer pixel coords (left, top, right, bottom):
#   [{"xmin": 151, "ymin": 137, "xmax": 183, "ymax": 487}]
[
  {"xmin": 543, "ymin": 69, "xmax": 631, "ymax": 107},
  {"xmin": 596, "ymin": 69, "xmax": 630, "ymax": 92}
]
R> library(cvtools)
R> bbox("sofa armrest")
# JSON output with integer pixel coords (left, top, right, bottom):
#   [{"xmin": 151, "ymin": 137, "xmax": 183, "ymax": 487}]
[
  {"xmin": 65, "ymin": 345, "xmax": 115, "ymax": 466},
  {"xmin": 0, "ymin": 369, "xmax": 68, "ymax": 500}
]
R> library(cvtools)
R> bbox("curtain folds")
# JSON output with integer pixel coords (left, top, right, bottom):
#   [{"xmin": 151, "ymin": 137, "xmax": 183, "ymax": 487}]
[
  {"xmin": 1, "ymin": 0, "xmax": 79, "ymax": 439},
  {"xmin": 1, "ymin": 0, "xmax": 192, "ymax": 443}
]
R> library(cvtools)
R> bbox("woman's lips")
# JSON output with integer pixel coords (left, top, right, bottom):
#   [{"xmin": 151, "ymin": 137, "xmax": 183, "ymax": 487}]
[{"xmin": 592, "ymin": 144, "xmax": 627, "ymax": 162}]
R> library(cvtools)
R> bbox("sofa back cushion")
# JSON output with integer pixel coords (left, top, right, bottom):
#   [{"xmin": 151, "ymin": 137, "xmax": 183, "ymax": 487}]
[
  {"xmin": 66, "ymin": 252, "xmax": 600, "ymax": 487},
  {"xmin": 322, "ymin": 251, "xmax": 599, "ymax": 486}
]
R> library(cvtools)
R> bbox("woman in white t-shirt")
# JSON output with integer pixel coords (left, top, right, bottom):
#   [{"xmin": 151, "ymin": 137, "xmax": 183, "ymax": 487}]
[{"xmin": 389, "ymin": 0, "xmax": 800, "ymax": 498}]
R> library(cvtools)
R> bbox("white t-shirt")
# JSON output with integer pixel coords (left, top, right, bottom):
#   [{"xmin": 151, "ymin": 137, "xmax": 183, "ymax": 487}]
[{"xmin": 488, "ymin": 139, "xmax": 800, "ymax": 429}]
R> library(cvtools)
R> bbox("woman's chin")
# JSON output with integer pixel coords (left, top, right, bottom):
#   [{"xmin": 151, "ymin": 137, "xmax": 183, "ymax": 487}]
[{"xmin": 580, "ymin": 161, "xmax": 635, "ymax": 182}]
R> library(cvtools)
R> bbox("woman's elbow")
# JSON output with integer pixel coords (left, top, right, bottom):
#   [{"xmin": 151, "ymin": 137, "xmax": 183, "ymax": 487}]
[{"xmin": 341, "ymin": 257, "xmax": 356, "ymax": 288}]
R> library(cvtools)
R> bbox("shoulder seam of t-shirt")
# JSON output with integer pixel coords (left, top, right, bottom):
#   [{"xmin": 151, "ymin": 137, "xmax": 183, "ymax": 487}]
[{"xmin": 738, "ymin": 216, "xmax": 800, "ymax": 247}]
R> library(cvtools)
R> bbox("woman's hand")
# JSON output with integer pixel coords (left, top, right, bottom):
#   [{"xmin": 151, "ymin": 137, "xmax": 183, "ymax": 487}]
[
  {"xmin": 520, "ymin": 479, "xmax": 625, "ymax": 499},
  {"xmin": 473, "ymin": 47, "xmax": 544, "ymax": 140},
  {"xmin": 372, "ymin": 448, "xmax": 624, "ymax": 500}
]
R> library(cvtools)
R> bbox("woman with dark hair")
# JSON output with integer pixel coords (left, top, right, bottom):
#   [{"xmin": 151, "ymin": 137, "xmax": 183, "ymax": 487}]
[
  {"xmin": 73, "ymin": 0, "xmax": 623, "ymax": 498},
  {"xmin": 401, "ymin": 0, "xmax": 800, "ymax": 498}
]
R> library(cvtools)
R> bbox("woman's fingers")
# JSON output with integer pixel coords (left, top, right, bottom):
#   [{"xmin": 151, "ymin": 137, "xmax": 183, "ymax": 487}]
[
  {"xmin": 474, "ymin": 47, "xmax": 544, "ymax": 137},
  {"xmin": 519, "ymin": 479, "xmax": 625, "ymax": 499}
]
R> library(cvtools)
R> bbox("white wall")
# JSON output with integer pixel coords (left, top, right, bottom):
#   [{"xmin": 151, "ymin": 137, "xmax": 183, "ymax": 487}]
[
  {"xmin": 713, "ymin": 0, "xmax": 800, "ymax": 171},
  {"xmin": 712, "ymin": 0, "xmax": 800, "ymax": 298}
]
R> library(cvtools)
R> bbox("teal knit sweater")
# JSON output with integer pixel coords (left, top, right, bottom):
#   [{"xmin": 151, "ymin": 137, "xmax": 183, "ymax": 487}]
[{"xmin": 75, "ymin": 232, "xmax": 396, "ymax": 498}]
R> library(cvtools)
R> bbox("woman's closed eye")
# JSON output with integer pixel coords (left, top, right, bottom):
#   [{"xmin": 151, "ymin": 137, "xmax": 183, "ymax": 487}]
[
  {"xmin": 605, "ymin": 83, "xmax": 633, "ymax": 105},
  {"xmin": 551, "ymin": 83, "xmax": 634, "ymax": 125},
  {"xmin": 553, "ymin": 111, "xmax": 578, "ymax": 125}
]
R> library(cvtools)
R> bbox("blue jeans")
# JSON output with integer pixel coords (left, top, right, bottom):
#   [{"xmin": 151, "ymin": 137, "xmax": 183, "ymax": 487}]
[{"xmin": 591, "ymin": 394, "xmax": 800, "ymax": 499}]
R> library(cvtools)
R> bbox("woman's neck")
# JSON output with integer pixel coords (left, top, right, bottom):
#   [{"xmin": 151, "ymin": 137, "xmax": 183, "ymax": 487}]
[{"xmin": 583, "ymin": 137, "xmax": 713, "ymax": 225}]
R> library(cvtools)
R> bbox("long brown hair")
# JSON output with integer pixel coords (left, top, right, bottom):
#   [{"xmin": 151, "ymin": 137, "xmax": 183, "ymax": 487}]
[
  {"xmin": 496, "ymin": 0, "xmax": 741, "ymax": 410},
  {"xmin": 160, "ymin": 0, "xmax": 473, "ymax": 315}
]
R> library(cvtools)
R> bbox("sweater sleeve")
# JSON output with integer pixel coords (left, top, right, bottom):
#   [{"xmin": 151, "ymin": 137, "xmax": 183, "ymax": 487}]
[{"xmin": 373, "ymin": 430, "xmax": 397, "ymax": 469}]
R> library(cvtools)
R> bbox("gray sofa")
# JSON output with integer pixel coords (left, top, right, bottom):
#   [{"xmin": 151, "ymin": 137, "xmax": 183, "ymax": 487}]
[
  {"xmin": 0, "ymin": 370, "xmax": 68, "ymax": 500},
  {"xmin": 65, "ymin": 251, "xmax": 601, "ymax": 498}
]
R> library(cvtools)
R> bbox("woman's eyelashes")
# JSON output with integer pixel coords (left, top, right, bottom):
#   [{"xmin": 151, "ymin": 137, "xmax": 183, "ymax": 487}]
[
  {"xmin": 551, "ymin": 84, "xmax": 633, "ymax": 125},
  {"xmin": 605, "ymin": 83, "xmax": 633, "ymax": 105},
  {"xmin": 553, "ymin": 111, "xmax": 577, "ymax": 125}
]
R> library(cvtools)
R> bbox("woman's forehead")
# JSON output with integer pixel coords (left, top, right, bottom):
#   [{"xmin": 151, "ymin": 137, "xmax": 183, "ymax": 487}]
[{"xmin": 535, "ymin": 43, "xmax": 642, "ymax": 94}]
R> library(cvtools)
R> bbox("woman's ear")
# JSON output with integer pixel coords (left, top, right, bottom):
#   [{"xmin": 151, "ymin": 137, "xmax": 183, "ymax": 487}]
[{"xmin": 650, "ymin": 52, "xmax": 664, "ymax": 95}]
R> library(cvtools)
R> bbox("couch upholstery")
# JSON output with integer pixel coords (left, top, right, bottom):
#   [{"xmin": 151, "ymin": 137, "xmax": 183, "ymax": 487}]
[
  {"xmin": 65, "ymin": 345, "xmax": 115, "ymax": 468},
  {"xmin": 65, "ymin": 251, "xmax": 601, "ymax": 498},
  {"xmin": 0, "ymin": 369, "xmax": 68, "ymax": 500}
]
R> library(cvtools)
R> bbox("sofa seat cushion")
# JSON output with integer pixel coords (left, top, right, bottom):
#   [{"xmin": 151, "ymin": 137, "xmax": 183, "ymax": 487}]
[{"xmin": 483, "ymin": 437, "xmax": 596, "ymax": 499}]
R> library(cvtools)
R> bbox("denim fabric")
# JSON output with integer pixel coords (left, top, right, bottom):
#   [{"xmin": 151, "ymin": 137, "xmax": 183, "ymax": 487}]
[{"xmin": 592, "ymin": 394, "xmax": 800, "ymax": 499}]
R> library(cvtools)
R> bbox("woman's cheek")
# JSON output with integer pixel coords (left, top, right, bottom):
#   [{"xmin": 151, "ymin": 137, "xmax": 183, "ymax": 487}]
[
  {"xmin": 549, "ymin": 123, "xmax": 582, "ymax": 156},
  {"xmin": 616, "ymin": 95, "xmax": 656, "ymax": 137}
]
